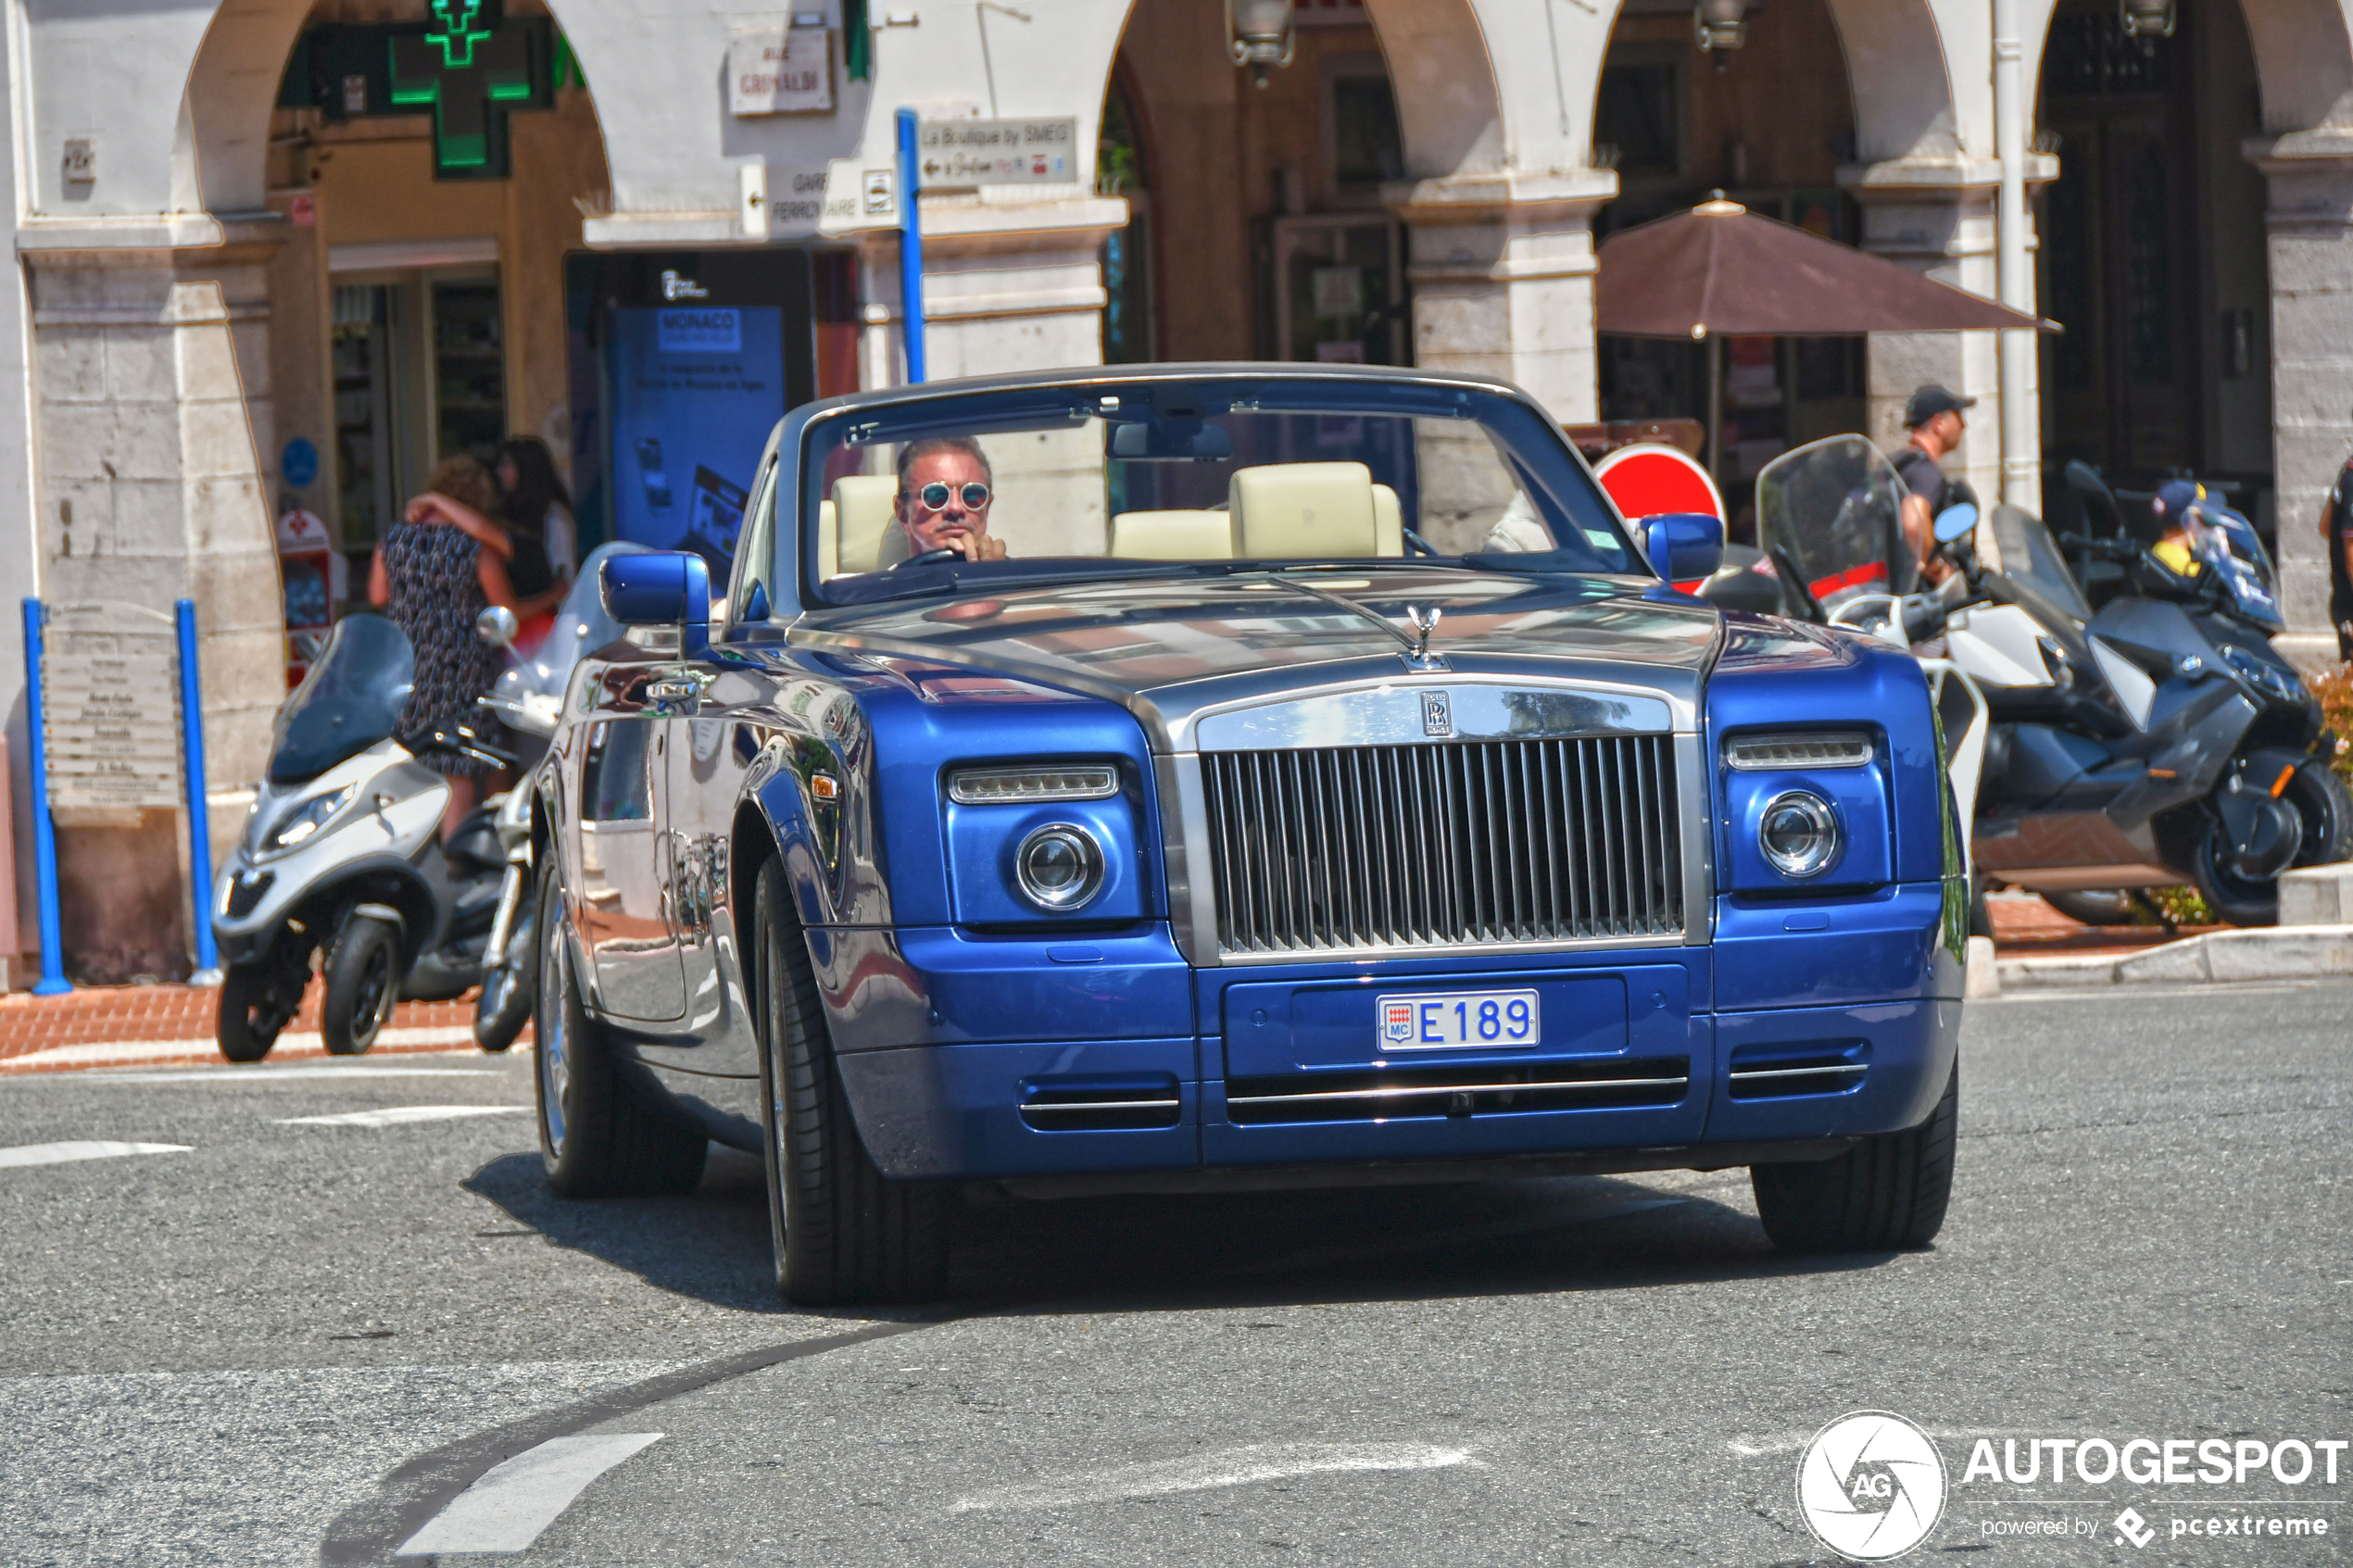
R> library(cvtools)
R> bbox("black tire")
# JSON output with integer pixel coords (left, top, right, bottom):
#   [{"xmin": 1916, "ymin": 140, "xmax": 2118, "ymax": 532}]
[
  {"xmin": 2042, "ymin": 888, "xmax": 2135, "ymax": 926},
  {"xmin": 753, "ymin": 858, "xmax": 948, "ymax": 1306},
  {"xmin": 2194, "ymin": 762, "xmax": 2353, "ymax": 928},
  {"xmin": 216, "ymin": 960, "xmax": 301, "ymax": 1063},
  {"xmin": 1752, "ymin": 1063, "xmax": 1958, "ymax": 1253},
  {"xmin": 533, "ymin": 860, "xmax": 706, "ymax": 1198},
  {"xmin": 1967, "ymin": 873, "xmax": 1994, "ymax": 940},
  {"xmin": 320, "ymin": 917, "xmax": 400, "ymax": 1056},
  {"xmin": 472, "ymin": 877, "xmax": 537, "ymax": 1054}
]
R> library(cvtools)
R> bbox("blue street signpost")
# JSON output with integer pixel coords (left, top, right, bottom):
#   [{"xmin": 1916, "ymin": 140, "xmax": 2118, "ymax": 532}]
[
  {"xmin": 19, "ymin": 597, "xmax": 220, "ymax": 991},
  {"xmin": 897, "ymin": 106, "xmax": 926, "ymax": 383}
]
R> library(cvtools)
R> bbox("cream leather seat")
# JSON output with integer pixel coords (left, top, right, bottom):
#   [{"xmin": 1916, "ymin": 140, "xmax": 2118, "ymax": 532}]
[
  {"xmin": 816, "ymin": 500, "xmax": 839, "ymax": 579},
  {"xmin": 827, "ymin": 475, "xmax": 900, "ymax": 576},
  {"xmin": 1371, "ymin": 483, "xmax": 1403, "ymax": 557},
  {"xmin": 1109, "ymin": 509, "xmax": 1233, "ymax": 560},
  {"xmin": 1228, "ymin": 462, "xmax": 1380, "ymax": 558}
]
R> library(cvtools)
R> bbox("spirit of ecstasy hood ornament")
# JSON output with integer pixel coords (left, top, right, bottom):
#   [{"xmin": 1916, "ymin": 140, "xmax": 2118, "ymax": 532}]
[{"xmin": 1402, "ymin": 605, "xmax": 1443, "ymax": 671}]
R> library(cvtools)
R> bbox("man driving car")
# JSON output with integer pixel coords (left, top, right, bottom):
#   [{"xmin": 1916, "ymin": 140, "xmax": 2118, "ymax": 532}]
[{"xmin": 891, "ymin": 436, "xmax": 1008, "ymax": 562}]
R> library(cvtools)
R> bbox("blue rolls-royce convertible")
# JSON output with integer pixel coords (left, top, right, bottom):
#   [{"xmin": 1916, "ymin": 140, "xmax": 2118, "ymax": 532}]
[{"xmin": 528, "ymin": 365, "xmax": 1965, "ymax": 1304}]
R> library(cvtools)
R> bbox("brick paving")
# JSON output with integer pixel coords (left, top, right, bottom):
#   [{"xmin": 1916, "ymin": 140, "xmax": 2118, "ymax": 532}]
[
  {"xmin": 0, "ymin": 983, "xmax": 524, "ymax": 1073},
  {"xmin": 1985, "ymin": 890, "xmax": 2219, "ymax": 956}
]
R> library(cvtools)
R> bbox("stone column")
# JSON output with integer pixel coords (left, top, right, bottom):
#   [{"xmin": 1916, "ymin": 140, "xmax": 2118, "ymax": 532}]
[
  {"xmin": 1385, "ymin": 171, "xmax": 1617, "ymax": 423},
  {"xmin": 853, "ymin": 189, "xmax": 1128, "ymax": 556},
  {"xmin": 1842, "ymin": 159, "xmax": 2009, "ymax": 509},
  {"xmin": 2248, "ymin": 132, "xmax": 2353, "ymax": 673},
  {"xmin": 17, "ymin": 220, "xmax": 286, "ymax": 981}
]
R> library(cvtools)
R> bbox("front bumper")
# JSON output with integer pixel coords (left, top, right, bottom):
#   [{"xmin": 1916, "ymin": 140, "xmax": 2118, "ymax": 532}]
[{"xmin": 829, "ymin": 881, "xmax": 1965, "ymax": 1182}]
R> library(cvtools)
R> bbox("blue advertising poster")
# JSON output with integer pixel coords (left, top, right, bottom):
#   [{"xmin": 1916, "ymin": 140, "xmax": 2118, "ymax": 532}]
[{"xmin": 606, "ymin": 305, "xmax": 786, "ymax": 573}]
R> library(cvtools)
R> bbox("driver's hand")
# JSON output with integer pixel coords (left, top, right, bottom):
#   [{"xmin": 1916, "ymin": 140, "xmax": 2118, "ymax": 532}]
[{"xmin": 955, "ymin": 533, "xmax": 1007, "ymax": 562}]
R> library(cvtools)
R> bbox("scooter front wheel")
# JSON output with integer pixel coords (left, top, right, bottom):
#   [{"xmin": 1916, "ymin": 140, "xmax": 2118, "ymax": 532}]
[
  {"xmin": 472, "ymin": 895, "xmax": 537, "ymax": 1054},
  {"xmin": 321, "ymin": 917, "xmax": 401, "ymax": 1055},
  {"xmin": 218, "ymin": 961, "xmax": 300, "ymax": 1062}
]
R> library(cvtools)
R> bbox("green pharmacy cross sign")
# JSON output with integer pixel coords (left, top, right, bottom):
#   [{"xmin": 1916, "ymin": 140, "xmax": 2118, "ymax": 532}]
[{"xmin": 388, "ymin": 0, "xmax": 541, "ymax": 177}]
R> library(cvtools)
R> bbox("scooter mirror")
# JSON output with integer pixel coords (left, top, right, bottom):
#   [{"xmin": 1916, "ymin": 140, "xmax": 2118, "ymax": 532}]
[
  {"xmin": 475, "ymin": 605, "xmax": 520, "ymax": 647},
  {"xmin": 1932, "ymin": 502, "xmax": 1979, "ymax": 546}
]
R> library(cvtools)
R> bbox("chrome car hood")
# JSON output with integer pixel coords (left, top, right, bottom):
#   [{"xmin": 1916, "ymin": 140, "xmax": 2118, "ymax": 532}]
[{"xmin": 790, "ymin": 569, "xmax": 1722, "ymax": 748}]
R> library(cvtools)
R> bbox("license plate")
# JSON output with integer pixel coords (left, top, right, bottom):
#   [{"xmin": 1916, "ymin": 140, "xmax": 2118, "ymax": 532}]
[{"xmin": 1376, "ymin": 989, "xmax": 1541, "ymax": 1050}]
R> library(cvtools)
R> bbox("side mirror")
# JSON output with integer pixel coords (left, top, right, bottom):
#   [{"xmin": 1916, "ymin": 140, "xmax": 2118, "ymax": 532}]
[
  {"xmin": 475, "ymin": 605, "xmax": 520, "ymax": 647},
  {"xmin": 1932, "ymin": 502, "xmax": 1979, "ymax": 546},
  {"xmin": 600, "ymin": 551, "xmax": 711, "ymax": 657},
  {"xmin": 1642, "ymin": 512, "xmax": 1725, "ymax": 583}
]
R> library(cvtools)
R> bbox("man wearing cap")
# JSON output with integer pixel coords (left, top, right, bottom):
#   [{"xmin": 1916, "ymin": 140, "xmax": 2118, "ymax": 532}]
[
  {"xmin": 2322, "ymin": 456, "xmax": 2353, "ymax": 660},
  {"xmin": 1893, "ymin": 383, "xmax": 1974, "ymax": 587}
]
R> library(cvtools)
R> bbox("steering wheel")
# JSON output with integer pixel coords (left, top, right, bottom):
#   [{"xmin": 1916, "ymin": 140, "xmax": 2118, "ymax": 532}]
[{"xmin": 892, "ymin": 546, "xmax": 962, "ymax": 571}]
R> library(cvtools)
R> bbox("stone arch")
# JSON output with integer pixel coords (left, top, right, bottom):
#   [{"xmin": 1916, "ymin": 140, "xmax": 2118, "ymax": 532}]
[
  {"xmin": 1820, "ymin": 0, "xmax": 1961, "ymax": 164},
  {"xmin": 1362, "ymin": 0, "xmax": 1507, "ymax": 179},
  {"xmin": 2241, "ymin": 0, "xmax": 2353, "ymax": 132}
]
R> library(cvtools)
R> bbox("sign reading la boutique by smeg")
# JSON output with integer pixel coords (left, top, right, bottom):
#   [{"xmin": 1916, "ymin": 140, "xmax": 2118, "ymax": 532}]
[{"xmin": 729, "ymin": 23, "xmax": 832, "ymax": 116}]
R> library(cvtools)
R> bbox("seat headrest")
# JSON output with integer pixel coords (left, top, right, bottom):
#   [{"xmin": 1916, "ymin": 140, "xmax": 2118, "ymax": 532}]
[
  {"xmin": 816, "ymin": 500, "xmax": 839, "ymax": 581},
  {"xmin": 1228, "ymin": 462, "xmax": 1379, "ymax": 558},
  {"xmin": 1371, "ymin": 483, "xmax": 1403, "ymax": 558},
  {"xmin": 1110, "ymin": 510, "xmax": 1234, "ymax": 560},
  {"xmin": 830, "ymin": 474, "xmax": 900, "ymax": 574}
]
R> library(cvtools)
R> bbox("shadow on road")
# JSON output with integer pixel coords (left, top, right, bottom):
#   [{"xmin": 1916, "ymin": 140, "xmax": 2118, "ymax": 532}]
[{"xmin": 466, "ymin": 1148, "xmax": 1889, "ymax": 1319}]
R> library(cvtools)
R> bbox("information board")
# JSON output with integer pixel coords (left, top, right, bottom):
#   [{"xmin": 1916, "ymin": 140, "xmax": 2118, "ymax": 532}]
[{"xmin": 39, "ymin": 605, "xmax": 181, "ymax": 809}]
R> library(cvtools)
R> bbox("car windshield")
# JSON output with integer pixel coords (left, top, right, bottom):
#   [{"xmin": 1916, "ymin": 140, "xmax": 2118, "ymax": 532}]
[
  {"xmin": 268, "ymin": 613, "xmax": 415, "ymax": 784},
  {"xmin": 780, "ymin": 375, "xmax": 1637, "ymax": 606}
]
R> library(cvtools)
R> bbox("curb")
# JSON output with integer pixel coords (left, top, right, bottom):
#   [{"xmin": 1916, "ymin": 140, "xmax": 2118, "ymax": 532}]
[{"xmin": 1994, "ymin": 923, "xmax": 2353, "ymax": 991}]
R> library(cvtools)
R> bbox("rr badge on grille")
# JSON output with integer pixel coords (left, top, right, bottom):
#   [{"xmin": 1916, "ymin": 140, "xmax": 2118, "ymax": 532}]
[
  {"xmin": 1382, "ymin": 1000, "xmax": 1416, "ymax": 1043},
  {"xmin": 1420, "ymin": 691, "xmax": 1453, "ymax": 737}
]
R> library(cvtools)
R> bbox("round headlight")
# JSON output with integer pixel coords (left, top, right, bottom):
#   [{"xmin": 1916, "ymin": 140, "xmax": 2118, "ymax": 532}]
[
  {"xmin": 1758, "ymin": 790, "xmax": 1841, "ymax": 879},
  {"xmin": 1015, "ymin": 823, "xmax": 1104, "ymax": 910}
]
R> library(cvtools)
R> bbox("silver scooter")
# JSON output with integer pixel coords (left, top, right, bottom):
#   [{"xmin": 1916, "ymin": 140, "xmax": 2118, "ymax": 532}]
[
  {"xmin": 468, "ymin": 543, "xmax": 648, "ymax": 1051},
  {"xmin": 213, "ymin": 615, "xmax": 516, "ymax": 1060}
]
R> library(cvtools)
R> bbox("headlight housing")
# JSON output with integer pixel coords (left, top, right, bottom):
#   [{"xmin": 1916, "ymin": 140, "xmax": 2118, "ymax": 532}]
[
  {"xmin": 2218, "ymin": 643, "xmax": 2305, "ymax": 705},
  {"xmin": 1013, "ymin": 822, "xmax": 1105, "ymax": 911},
  {"xmin": 259, "ymin": 782, "xmax": 359, "ymax": 859},
  {"xmin": 1757, "ymin": 789, "xmax": 1841, "ymax": 879}
]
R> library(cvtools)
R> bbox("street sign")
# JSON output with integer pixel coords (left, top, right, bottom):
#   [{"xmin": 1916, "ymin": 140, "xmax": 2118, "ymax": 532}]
[
  {"xmin": 728, "ymin": 25, "xmax": 833, "ymax": 116},
  {"xmin": 37, "ymin": 606, "xmax": 181, "ymax": 810},
  {"xmin": 915, "ymin": 118, "xmax": 1078, "ymax": 186}
]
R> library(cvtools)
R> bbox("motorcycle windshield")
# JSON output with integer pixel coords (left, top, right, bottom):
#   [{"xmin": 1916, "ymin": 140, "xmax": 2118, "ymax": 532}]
[
  {"xmin": 506, "ymin": 541, "xmax": 649, "ymax": 698},
  {"xmin": 2189, "ymin": 507, "xmax": 2285, "ymax": 631},
  {"xmin": 1988, "ymin": 504, "xmax": 2092, "ymax": 623},
  {"xmin": 269, "ymin": 614, "xmax": 415, "ymax": 784},
  {"xmin": 1755, "ymin": 434, "xmax": 1916, "ymax": 614}
]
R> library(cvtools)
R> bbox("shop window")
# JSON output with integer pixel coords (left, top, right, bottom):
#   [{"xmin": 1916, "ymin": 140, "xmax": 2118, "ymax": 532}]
[
  {"xmin": 433, "ymin": 281, "xmax": 507, "ymax": 465},
  {"xmin": 1595, "ymin": 60, "xmax": 1680, "ymax": 179},
  {"xmin": 1329, "ymin": 74, "xmax": 1402, "ymax": 191},
  {"xmin": 332, "ymin": 284, "xmax": 396, "ymax": 544}
]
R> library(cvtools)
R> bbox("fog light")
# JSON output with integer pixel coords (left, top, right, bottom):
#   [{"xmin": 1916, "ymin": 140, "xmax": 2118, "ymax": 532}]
[
  {"xmin": 1015, "ymin": 823, "xmax": 1104, "ymax": 910},
  {"xmin": 1759, "ymin": 791, "xmax": 1841, "ymax": 879}
]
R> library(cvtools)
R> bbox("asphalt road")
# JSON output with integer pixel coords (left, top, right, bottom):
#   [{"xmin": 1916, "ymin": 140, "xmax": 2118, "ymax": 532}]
[{"xmin": 0, "ymin": 980, "xmax": 2347, "ymax": 1566}]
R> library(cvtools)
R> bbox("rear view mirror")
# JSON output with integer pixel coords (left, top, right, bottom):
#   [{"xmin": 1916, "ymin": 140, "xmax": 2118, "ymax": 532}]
[
  {"xmin": 1642, "ymin": 512, "xmax": 1725, "ymax": 583},
  {"xmin": 1933, "ymin": 503, "xmax": 1979, "ymax": 546},
  {"xmin": 600, "ymin": 551, "xmax": 711, "ymax": 657},
  {"xmin": 475, "ymin": 605, "xmax": 520, "ymax": 647},
  {"xmin": 1107, "ymin": 418, "xmax": 1234, "ymax": 463}
]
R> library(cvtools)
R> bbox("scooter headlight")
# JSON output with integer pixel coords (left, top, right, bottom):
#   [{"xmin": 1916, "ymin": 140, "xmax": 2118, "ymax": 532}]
[
  {"xmin": 261, "ymin": 782, "xmax": 359, "ymax": 857},
  {"xmin": 2219, "ymin": 643, "xmax": 2305, "ymax": 704}
]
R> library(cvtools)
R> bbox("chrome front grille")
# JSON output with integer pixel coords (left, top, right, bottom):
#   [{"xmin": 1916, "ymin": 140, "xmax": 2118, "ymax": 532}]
[
  {"xmin": 1226, "ymin": 1058, "xmax": 1692, "ymax": 1125},
  {"xmin": 1199, "ymin": 734, "xmax": 1683, "ymax": 957}
]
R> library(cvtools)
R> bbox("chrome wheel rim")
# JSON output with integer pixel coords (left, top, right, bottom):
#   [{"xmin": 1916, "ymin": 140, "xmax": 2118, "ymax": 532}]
[{"xmin": 538, "ymin": 923, "xmax": 570, "ymax": 1149}]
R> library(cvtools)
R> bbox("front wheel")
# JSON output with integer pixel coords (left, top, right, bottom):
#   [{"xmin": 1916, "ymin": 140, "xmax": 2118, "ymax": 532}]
[
  {"xmin": 533, "ymin": 860, "xmax": 706, "ymax": 1198},
  {"xmin": 320, "ymin": 917, "xmax": 401, "ymax": 1056},
  {"xmin": 217, "ymin": 959, "xmax": 303, "ymax": 1062},
  {"xmin": 1752, "ymin": 1064, "xmax": 1958, "ymax": 1252},
  {"xmin": 472, "ymin": 875, "xmax": 537, "ymax": 1054},
  {"xmin": 2194, "ymin": 761, "xmax": 2353, "ymax": 927},
  {"xmin": 753, "ymin": 858, "xmax": 948, "ymax": 1306}
]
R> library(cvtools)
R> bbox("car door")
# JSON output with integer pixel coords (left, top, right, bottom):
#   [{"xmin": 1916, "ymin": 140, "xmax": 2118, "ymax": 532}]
[{"xmin": 574, "ymin": 675, "xmax": 686, "ymax": 1022}]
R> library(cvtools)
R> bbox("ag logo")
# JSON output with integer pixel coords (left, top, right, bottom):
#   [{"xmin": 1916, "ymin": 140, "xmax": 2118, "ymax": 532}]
[{"xmin": 1795, "ymin": 1411, "xmax": 1947, "ymax": 1561}]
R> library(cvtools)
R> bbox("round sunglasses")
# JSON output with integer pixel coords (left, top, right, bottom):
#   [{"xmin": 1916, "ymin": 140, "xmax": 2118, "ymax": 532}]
[{"xmin": 914, "ymin": 481, "xmax": 991, "ymax": 512}]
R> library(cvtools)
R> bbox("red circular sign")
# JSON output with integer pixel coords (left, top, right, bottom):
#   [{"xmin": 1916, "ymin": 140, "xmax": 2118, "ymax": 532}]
[{"xmin": 1593, "ymin": 444, "xmax": 1724, "ymax": 522}]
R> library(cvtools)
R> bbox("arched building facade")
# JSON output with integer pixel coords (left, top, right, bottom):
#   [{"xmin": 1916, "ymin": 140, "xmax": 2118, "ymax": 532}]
[{"xmin": 3, "ymin": 0, "xmax": 2350, "ymax": 976}]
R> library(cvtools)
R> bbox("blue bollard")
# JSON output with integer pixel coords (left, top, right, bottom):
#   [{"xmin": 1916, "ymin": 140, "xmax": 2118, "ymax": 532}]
[
  {"xmin": 176, "ymin": 600, "xmax": 220, "ymax": 984},
  {"xmin": 897, "ymin": 106, "xmax": 925, "ymax": 384},
  {"xmin": 19, "ymin": 598, "xmax": 69, "ymax": 995}
]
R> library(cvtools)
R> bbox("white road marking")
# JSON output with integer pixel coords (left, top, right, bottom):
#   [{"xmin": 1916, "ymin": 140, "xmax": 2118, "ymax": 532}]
[
  {"xmin": 1, "ymin": 1027, "xmax": 478, "ymax": 1073},
  {"xmin": 278, "ymin": 1106, "xmax": 532, "ymax": 1128},
  {"xmin": 396, "ymin": 1433, "xmax": 664, "ymax": 1555},
  {"xmin": 0, "ymin": 1140, "xmax": 192, "ymax": 1169},
  {"xmin": 94, "ymin": 1066, "xmax": 498, "ymax": 1084},
  {"xmin": 950, "ymin": 1442, "xmax": 1478, "ymax": 1512}
]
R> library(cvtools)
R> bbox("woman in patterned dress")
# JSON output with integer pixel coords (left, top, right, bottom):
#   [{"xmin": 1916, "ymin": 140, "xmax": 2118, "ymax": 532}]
[{"xmin": 367, "ymin": 456, "xmax": 521, "ymax": 837}]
